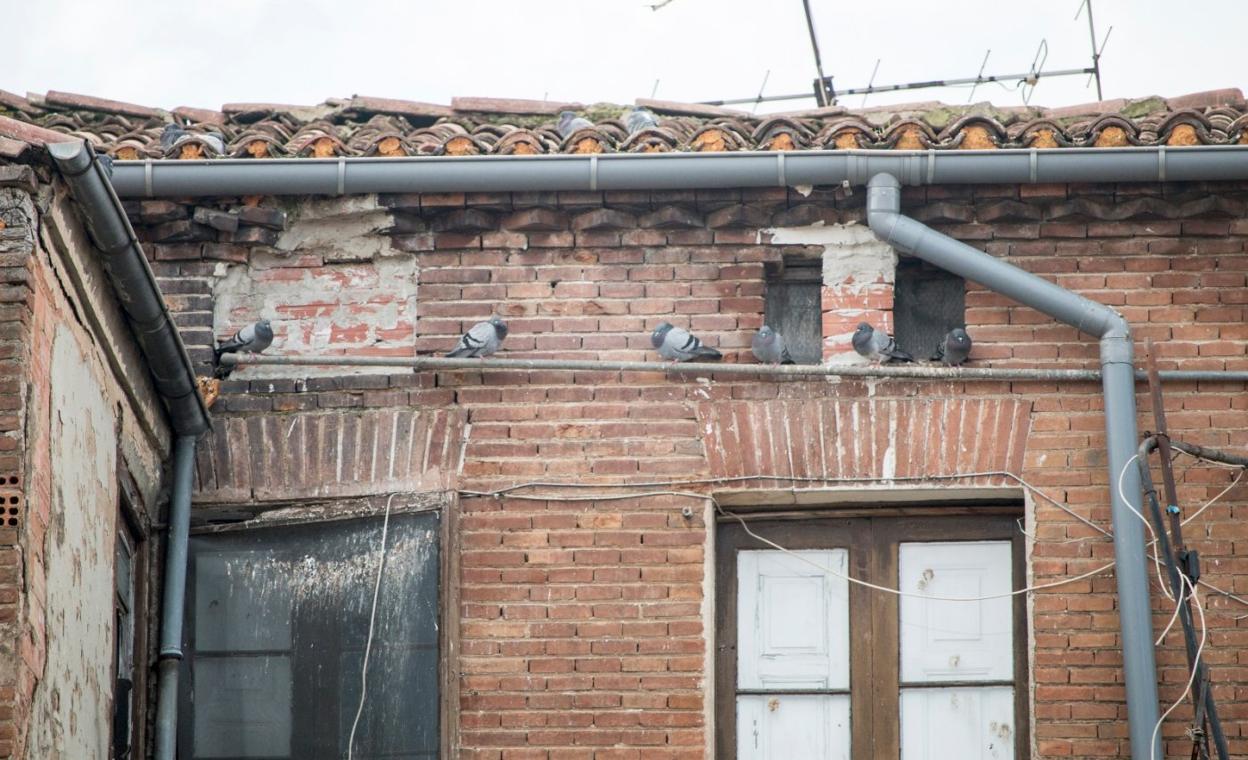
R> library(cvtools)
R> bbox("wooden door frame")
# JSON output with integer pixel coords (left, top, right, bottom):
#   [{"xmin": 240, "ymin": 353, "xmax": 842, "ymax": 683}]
[{"xmin": 714, "ymin": 509, "xmax": 1028, "ymax": 760}]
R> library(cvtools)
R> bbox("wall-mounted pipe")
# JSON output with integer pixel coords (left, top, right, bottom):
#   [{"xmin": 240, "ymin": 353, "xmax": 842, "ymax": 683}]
[
  {"xmin": 867, "ymin": 173, "xmax": 1160, "ymax": 760},
  {"xmin": 220, "ymin": 353, "xmax": 1248, "ymax": 383},
  {"xmin": 153, "ymin": 435, "xmax": 197, "ymax": 760},
  {"xmin": 48, "ymin": 141, "xmax": 211, "ymax": 436},
  {"xmin": 109, "ymin": 145, "xmax": 1248, "ymax": 198}
]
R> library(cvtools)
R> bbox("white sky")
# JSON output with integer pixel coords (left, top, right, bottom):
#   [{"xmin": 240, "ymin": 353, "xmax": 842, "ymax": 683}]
[{"xmin": 4, "ymin": 0, "xmax": 1245, "ymax": 115}]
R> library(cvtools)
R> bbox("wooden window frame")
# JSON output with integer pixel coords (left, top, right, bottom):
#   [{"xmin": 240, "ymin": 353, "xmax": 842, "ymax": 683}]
[
  {"xmin": 176, "ymin": 499, "xmax": 457, "ymax": 760},
  {"xmin": 715, "ymin": 510, "xmax": 1028, "ymax": 760}
]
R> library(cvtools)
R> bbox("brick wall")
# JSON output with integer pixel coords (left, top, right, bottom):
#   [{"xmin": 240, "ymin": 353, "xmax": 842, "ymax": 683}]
[{"xmin": 154, "ymin": 180, "xmax": 1248, "ymax": 759}]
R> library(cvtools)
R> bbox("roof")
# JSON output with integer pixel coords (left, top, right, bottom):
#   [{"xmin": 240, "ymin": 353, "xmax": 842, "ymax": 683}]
[{"xmin": 1, "ymin": 87, "xmax": 1246, "ymax": 161}]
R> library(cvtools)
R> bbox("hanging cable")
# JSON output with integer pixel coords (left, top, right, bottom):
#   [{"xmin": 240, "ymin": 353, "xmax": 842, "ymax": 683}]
[{"xmin": 346, "ymin": 492, "xmax": 396, "ymax": 760}]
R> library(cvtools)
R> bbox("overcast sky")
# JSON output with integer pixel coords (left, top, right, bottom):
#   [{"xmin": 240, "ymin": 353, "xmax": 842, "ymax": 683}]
[{"xmin": 4, "ymin": 0, "xmax": 1245, "ymax": 115}]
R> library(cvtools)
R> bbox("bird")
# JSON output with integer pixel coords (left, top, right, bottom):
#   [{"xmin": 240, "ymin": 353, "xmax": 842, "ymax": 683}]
[
  {"xmin": 651, "ymin": 322, "xmax": 722, "ymax": 362},
  {"xmin": 160, "ymin": 123, "xmax": 188, "ymax": 152},
  {"xmin": 556, "ymin": 111, "xmax": 593, "ymax": 138},
  {"xmin": 214, "ymin": 319, "xmax": 274, "ymax": 360},
  {"xmin": 932, "ymin": 327, "xmax": 973, "ymax": 366},
  {"xmin": 447, "ymin": 317, "xmax": 508, "ymax": 358},
  {"xmin": 751, "ymin": 326, "xmax": 795, "ymax": 365},
  {"xmin": 625, "ymin": 106, "xmax": 659, "ymax": 135},
  {"xmin": 851, "ymin": 322, "xmax": 914, "ymax": 364}
]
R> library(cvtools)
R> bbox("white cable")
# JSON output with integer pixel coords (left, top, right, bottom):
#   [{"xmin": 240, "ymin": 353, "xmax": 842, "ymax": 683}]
[
  {"xmin": 1149, "ymin": 574, "xmax": 1206, "ymax": 760},
  {"xmin": 1180, "ymin": 467, "xmax": 1245, "ymax": 527},
  {"xmin": 1117, "ymin": 454, "xmax": 1174, "ymax": 601},
  {"xmin": 346, "ymin": 492, "xmax": 396, "ymax": 760},
  {"xmin": 718, "ymin": 504, "xmax": 1115, "ymax": 602}
]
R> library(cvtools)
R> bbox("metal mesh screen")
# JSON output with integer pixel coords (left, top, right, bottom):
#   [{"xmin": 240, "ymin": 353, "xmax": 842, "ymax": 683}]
[
  {"xmin": 764, "ymin": 258, "xmax": 823, "ymax": 364},
  {"xmin": 893, "ymin": 258, "xmax": 966, "ymax": 360}
]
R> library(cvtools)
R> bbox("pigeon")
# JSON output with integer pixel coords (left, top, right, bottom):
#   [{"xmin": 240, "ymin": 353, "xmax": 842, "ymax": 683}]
[
  {"xmin": 556, "ymin": 111, "xmax": 594, "ymax": 138},
  {"xmin": 214, "ymin": 319, "xmax": 274, "ymax": 360},
  {"xmin": 625, "ymin": 106, "xmax": 659, "ymax": 135},
  {"xmin": 160, "ymin": 123, "xmax": 188, "ymax": 152},
  {"xmin": 851, "ymin": 322, "xmax": 914, "ymax": 364},
  {"xmin": 751, "ymin": 326, "xmax": 795, "ymax": 365},
  {"xmin": 651, "ymin": 322, "xmax": 722, "ymax": 362},
  {"xmin": 447, "ymin": 317, "xmax": 508, "ymax": 358},
  {"xmin": 932, "ymin": 327, "xmax": 973, "ymax": 366}
]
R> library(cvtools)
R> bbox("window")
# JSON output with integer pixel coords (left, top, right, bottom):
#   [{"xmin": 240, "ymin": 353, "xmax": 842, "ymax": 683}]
[
  {"xmin": 113, "ymin": 527, "xmax": 140, "ymax": 760},
  {"xmin": 764, "ymin": 256, "xmax": 822, "ymax": 364},
  {"xmin": 180, "ymin": 511, "xmax": 441, "ymax": 759},
  {"xmin": 716, "ymin": 513, "xmax": 1026, "ymax": 759},
  {"xmin": 893, "ymin": 259, "xmax": 966, "ymax": 360}
]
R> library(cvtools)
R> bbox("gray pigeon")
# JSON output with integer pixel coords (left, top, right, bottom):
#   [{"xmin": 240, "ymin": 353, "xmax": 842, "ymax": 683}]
[
  {"xmin": 851, "ymin": 322, "xmax": 913, "ymax": 364},
  {"xmin": 932, "ymin": 327, "xmax": 973, "ymax": 366},
  {"xmin": 556, "ymin": 111, "xmax": 593, "ymax": 138},
  {"xmin": 625, "ymin": 106, "xmax": 659, "ymax": 135},
  {"xmin": 447, "ymin": 317, "xmax": 508, "ymax": 358},
  {"xmin": 160, "ymin": 123, "xmax": 188, "ymax": 151},
  {"xmin": 751, "ymin": 326, "xmax": 795, "ymax": 365},
  {"xmin": 651, "ymin": 322, "xmax": 722, "ymax": 362},
  {"xmin": 215, "ymin": 319, "xmax": 274, "ymax": 360}
]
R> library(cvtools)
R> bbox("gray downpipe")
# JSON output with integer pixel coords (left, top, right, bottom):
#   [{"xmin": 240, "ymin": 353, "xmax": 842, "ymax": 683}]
[
  {"xmin": 109, "ymin": 145, "xmax": 1248, "ymax": 198},
  {"xmin": 866, "ymin": 173, "xmax": 1160, "ymax": 760},
  {"xmin": 154, "ymin": 434, "xmax": 197, "ymax": 760},
  {"xmin": 47, "ymin": 140, "xmax": 210, "ymax": 436}
]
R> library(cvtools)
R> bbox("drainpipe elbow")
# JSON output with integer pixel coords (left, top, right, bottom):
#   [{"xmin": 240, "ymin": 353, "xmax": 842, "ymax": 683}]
[
  {"xmin": 1099, "ymin": 314, "xmax": 1134, "ymax": 367},
  {"xmin": 866, "ymin": 173, "xmax": 917, "ymax": 254}
]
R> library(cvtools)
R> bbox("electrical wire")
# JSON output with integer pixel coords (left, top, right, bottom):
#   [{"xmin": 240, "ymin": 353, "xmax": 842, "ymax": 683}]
[
  {"xmin": 716, "ymin": 502, "xmax": 1116, "ymax": 602},
  {"xmin": 346, "ymin": 492, "xmax": 396, "ymax": 760},
  {"xmin": 1117, "ymin": 454, "xmax": 1174, "ymax": 600},
  {"xmin": 1150, "ymin": 573, "xmax": 1206, "ymax": 760}
]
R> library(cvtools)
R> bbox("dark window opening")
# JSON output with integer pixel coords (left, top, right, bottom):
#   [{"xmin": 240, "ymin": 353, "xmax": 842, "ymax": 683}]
[
  {"xmin": 180, "ymin": 511, "xmax": 441, "ymax": 759},
  {"xmin": 113, "ymin": 528, "xmax": 138, "ymax": 760},
  {"xmin": 764, "ymin": 256, "xmax": 823, "ymax": 364},
  {"xmin": 893, "ymin": 258, "xmax": 966, "ymax": 361}
]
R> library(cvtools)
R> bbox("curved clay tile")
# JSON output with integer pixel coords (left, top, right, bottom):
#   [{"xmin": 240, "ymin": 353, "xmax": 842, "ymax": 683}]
[
  {"xmin": 163, "ymin": 135, "xmax": 224, "ymax": 160},
  {"xmin": 752, "ymin": 117, "xmax": 813, "ymax": 151},
  {"xmin": 471, "ymin": 123, "xmax": 513, "ymax": 139},
  {"xmin": 879, "ymin": 119, "xmax": 937, "ymax": 150},
  {"xmin": 1070, "ymin": 114, "xmax": 1141, "ymax": 148},
  {"xmin": 286, "ymin": 125, "xmax": 349, "ymax": 158},
  {"xmin": 619, "ymin": 127, "xmax": 680, "ymax": 153},
  {"xmin": 813, "ymin": 117, "xmax": 877, "ymax": 149},
  {"xmin": 1203, "ymin": 107, "xmax": 1242, "ymax": 133},
  {"xmin": 1227, "ymin": 115, "xmax": 1248, "ymax": 144},
  {"xmin": 354, "ymin": 132, "xmax": 411, "ymax": 157},
  {"xmin": 437, "ymin": 133, "xmax": 488, "ymax": 156},
  {"xmin": 937, "ymin": 115, "xmax": 1007, "ymax": 150},
  {"xmin": 687, "ymin": 124, "xmax": 747, "ymax": 152},
  {"xmin": 108, "ymin": 137, "xmax": 153, "ymax": 161},
  {"xmin": 593, "ymin": 120, "xmax": 629, "ymax": 143},
  {"xmin": 1007, "ymin": 119, "xmax": 1072, "ymax": 149},
  {"xmin": 559, "ymin": 127, "xmax": 615, "ymax": 154},
  {"xmin": 494, "ymin": 129, "xmax": 553, "ymax": 155},
  {"xmin": 1155, "ymin": 110, "xmax": 1219, "ymax": 146},
  {"xmin": 41, "ymin": 114, "xmax": 84, "ymax": 131},
  {"xmin": 228, "ymin": 132, "xmax": 288, "ymax": 158}
]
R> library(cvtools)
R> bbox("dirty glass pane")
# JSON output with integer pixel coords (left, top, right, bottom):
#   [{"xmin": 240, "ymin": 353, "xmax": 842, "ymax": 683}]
[
  {"xmin": 185, "ymin": 511, "xmax": 440, "ymax": 760},
  {"xmin": 893, "ymin": 259, "xmax": 966, "ymax": 360},
  {"xmin": 193, "ymin": 656, "xmax": 293, "ymax": 758},
  {"xmin": 764, "ymin": 259, "xmax": 822, "ymax": 364}
]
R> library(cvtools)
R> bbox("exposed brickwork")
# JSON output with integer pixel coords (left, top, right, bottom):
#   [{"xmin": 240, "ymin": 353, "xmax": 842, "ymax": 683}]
[{"xmin": 136, "ymin": 181, "xmax": 1248, "ymax": 759}]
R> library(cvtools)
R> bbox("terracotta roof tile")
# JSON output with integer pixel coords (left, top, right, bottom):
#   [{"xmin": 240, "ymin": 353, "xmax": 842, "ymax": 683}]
[
  {"xmin": 4, "ymin": 88, "xmax": 1246, "ymax": 164},
  {"xmin": 451, "ymin": 97, "xmax": 580, "ymax": 115},
  {"xmin": 45, "ymin": 90, "xmax": 165, "ymax": 119}
]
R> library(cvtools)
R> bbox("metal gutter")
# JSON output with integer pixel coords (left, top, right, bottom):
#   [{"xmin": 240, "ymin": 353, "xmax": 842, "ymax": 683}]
[
  {"xmin": 109, "ymin": 145, "xmax": 1248, "ymax": 197},
  {"xmin": 153, "ymin": 435, "xmax": 196, "ymax": 760},
  {"xmin": 867, "ymin": 173, "xmax": 1160, "ymax": 760},
  {"xmin": 46, "ymin": 142, "xmax": 208, "ymax": 760},
  {"xmin": 47, "ymin": 141, "xmax": 211, "ymax": 436},
  {"xmin": 220, "ymin": 353, "xmax": 1248, "ymax": 382}
]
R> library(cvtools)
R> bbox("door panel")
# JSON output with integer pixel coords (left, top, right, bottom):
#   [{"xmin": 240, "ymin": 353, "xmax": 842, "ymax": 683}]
[
  {"xmin": 737, "ymin": 694, "xmax": 850, "ymax": 760},
  {"xmin": 899, "ymin": 686, "xmax": 1015, "ymax": 760},
  {"xmin": 898, "ymin": 542, "xmax": 1012, "ymax": 683},
  {"xmin": 737, "ymin": 550, "xmax": 849, "ymax": 690}
]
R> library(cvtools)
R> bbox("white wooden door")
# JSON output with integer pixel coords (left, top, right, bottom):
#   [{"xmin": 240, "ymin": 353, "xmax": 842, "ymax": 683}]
[
  {"xmin": 737, "ymin": 550, "xmax": 850, "ymax": 760},
  {"xmin": 898, "ymin": 541, "xmax": 1014, "ymax": 760}
]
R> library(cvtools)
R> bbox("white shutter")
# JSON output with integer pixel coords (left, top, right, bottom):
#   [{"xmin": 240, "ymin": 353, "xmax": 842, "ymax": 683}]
[
  {"xmin": 738, "ymin": 694, "xmax": 850, "ymax": 760},
  {"xmin": 898, "ymin": 541, "xmax": 1013, "ymax": 683},
  {"xmin": 737, "ymin": 550, "xmax": 850, "ymax": 690},
  {"xmin": 900, "ymin": 687, "xmax": 1015, "ymax": 760}
]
